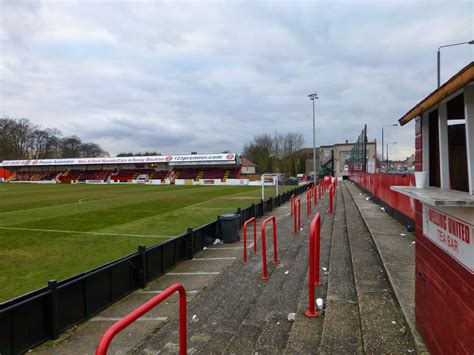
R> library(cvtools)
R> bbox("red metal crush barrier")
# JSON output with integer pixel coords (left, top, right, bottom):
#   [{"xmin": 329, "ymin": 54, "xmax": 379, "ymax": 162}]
[
  {"xmin": 306, "ymin": 187, "xmax": 312, "ymax": 215},
  {"xmin": 261, "ymin": 216, "xmax": 278, "ymax": 280},
  {"xmin": 294, "ymin": 198, "xmax": 301, "ymax": 235},
  {"xmin": 306, "ymin": 213, "xmax": 321, "ymax": 318},
  {"xmin": 96, "ymin": 283, "xmax": 187, "ymax": 355},
  {"xmin": 349, "ymin": 171, "xmax": 415, "ymax": 220},
  {"xmin": 243, "ymin": 217, "xmax": 257, "ymax": 264}
]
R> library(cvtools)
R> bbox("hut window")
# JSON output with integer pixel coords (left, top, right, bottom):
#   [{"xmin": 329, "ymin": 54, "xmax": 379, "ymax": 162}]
[
  {"xmin": 447, "ymin": 93, "xmax": 468, "ymax": 192},
  {"xmin": 428, "ymin": 109, "xmax": 440, "ymax": 187}
]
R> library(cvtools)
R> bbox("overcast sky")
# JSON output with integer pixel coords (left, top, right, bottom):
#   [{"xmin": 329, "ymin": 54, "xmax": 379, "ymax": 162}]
[{"xmin": 1, "ymin": 0, "xmax": 472, "ymax": 159}]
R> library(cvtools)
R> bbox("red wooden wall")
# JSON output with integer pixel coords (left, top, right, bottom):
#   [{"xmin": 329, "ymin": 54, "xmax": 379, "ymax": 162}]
[{"xmin": 413, "ymin": 119, "xmax": 474, "ymax": 354}]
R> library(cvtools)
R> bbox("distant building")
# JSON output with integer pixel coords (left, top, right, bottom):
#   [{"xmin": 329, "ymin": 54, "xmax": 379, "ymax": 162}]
[
  {"xmin": 295, "ymin": 148, "xmax": 320, "ymax": 176},
  {"xmin": 299, "ymin": 140, "xmax": 377, "ymax": 178},
  {"xmin": 240, "ymin": 157, "xmax": 256, "ymax": 175}
]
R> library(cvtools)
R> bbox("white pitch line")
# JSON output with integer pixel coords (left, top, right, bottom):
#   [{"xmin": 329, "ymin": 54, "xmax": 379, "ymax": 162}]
[
  {"xmin": 206, "ymin": 247, "xmax": 244, "ymax": 250},
  {"xmin": 193, "ymin": 257, "xmax": 236, "ymax": 260},
  {"xmin": 91, "ymin": 317, "xmax": 168, "ymax": 322},
  {"xmin": 0, "ymin": 226, "xmax": 171, "ymax": 239},
  {"xmin": 165, "ymin": 272, "xmax": 220, "ymax": 275},
  {"xmin": 137, "ymin": 290, "xmax": 199, "ymax": 294}
]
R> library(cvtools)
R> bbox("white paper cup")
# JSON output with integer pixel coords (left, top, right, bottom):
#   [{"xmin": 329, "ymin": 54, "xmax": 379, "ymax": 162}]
[{"xmin": 415, "ymin": 172, "xmax": 428, "ymax": 188}]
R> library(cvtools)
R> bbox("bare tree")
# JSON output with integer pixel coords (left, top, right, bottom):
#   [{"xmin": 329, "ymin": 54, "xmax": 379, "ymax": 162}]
[
  {"xmin": 0, "ymin": 117, "xmax": 108, "ymax": 160},
  {"xmin": 242, "ymin": 131, "xmax": 304, "ymax": 176}
]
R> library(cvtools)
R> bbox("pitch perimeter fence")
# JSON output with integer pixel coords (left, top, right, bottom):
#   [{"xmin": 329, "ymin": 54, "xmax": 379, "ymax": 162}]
[{"xmin": 0, "ymin": 183, "xmax": 310, "ymax": 355}]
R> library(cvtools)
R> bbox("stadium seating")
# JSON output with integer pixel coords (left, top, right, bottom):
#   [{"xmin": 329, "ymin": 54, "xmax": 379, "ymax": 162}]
[
  {"xmin": 172, "ymin": 167, "xmax": 241, "ymax": 180},
  {"xmin": 77, "ymin": 170, "xmax": 113, "ymax": 182},
  {"xmin": 12, "ymin": 171, "xmax": 31, "ymax": 181},
  {"xmin": 12, "ymin": 171, "xmax": 60, "ymax": 181},
  {"xmin": 110, "ymin": 169, "xmax": 159, "ymax": 182},
  {"xmin": 172, "ymin": 168, "xmax": 201, "ymax": 180},
  {"xmin": 58, "ymin": 170, "xmax": 83, "ymax": 183},
  {"xmin": 9, "ymin": 166, "xmax": 242, "ymax": 183},
  {"xmin": 149, "ymin": 170, "xmax": 170, "ymax": 180}
]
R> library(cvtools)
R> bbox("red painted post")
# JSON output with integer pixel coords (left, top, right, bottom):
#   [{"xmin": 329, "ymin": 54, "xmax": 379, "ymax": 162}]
[
  {"xmin": 293, "ymin": 198, "xmax": 301, "ymax": 235},
  {"xmin": 96, "ymin": 283, "xmax": 187, "ymax": 355},
  {"xmin": 294, "ymin": 197, "xmax": 297, "ymax": 235},
  {"xmin": 261, "ymin": 216, "xmax": 278, "ymax": 280},
  {"xmin": 298, "ymin": 198, "xmax": 301, "ymax": 230},
  {"xmin": 313, "ymin": 185, "xmax": 317, "ymax": 206},
  {"xmin": 243, "ymin": 217, "xmax": 257, "ymax": 264},
  {"xmin": 306, "ymin": 187, "xmax": 312, "ymax": 215},
  {"xmin": 329, "ymin": 185, "xmax": 334, "ymax": 214},
  {"xmin": 305, "ymin": 213, "xmax": 320, "ymax": 318}
]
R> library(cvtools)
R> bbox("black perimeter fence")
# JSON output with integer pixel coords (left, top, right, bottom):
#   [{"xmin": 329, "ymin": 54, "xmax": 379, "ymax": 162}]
[{"xmin": 0, "ymin": 183, "xmax": 310, "ymax": 355}]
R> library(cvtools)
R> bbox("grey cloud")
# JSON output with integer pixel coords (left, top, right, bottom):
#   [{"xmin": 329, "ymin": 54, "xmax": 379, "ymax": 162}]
[{"xmin": 1, "ymin": 0, "xmax": 473, "ymax": 159}]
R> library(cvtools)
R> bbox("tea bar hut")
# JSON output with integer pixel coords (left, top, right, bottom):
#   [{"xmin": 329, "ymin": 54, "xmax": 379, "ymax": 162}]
[{"xmin": 392, "ymin": 62, "xmax": 473, "ymax": 353}]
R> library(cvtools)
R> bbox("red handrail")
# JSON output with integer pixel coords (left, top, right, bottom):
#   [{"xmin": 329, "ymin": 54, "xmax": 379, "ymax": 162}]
[
  {"xmin": 329, "ymin": 185, "xmax": 334, "ymax": 215},
  {"xmin": 261, "ymin": 216, "xmax": 278, "ymax": 280},
  {"xmin": 96, "ymin": 283, "xmax": 187, "ymax": 355},
  {"xmin": 305, "ymin": 213, "xmax": 321, "ymax": 318},
  {"xmin": 293, "ymin": 198, "xmax": 301, "ymax": 235},
  {"xmin": 243, "ymin": 217, "xmax": 257, "ymax": 264}
]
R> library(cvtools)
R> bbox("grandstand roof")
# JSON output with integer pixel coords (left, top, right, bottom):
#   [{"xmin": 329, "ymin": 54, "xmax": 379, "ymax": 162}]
[{"xmin": 0, "ymin": 153, "xmax": 237, "ymax": 167}]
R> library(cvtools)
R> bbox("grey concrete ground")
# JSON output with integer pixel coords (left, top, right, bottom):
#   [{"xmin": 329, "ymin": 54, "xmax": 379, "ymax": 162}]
[
  {"xmin": 346, "ymin": 181, "xmax": 428, "ymax": 354},
  {"xmin": 33, "ymin": 181, "xmax": 424, "ymax": 354}
]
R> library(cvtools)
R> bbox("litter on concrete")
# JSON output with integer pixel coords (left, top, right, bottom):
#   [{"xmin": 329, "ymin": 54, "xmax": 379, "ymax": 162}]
[
  {"xmin": 381, "ymin": 207, "xmax": 385, "ymax": 212},
  {"xmin": 411, "ymin": 241, "xmax": 416, "ymax": 245},
  {"xmin": 213, "ymin": 239, "xmax": 223, "ymax": 245},
  {"xmin": 192, "ymin": 315, "xmax": 199, "ymax": 322},
  {"xmin": 400, "ymin": 233, "xmax": 406, "ymax": 237},
  {"xmin": 287, "ymin": 313, "xmax": 296, "ymax": 322},
  {"xmin": 284, "ymin": 271, "xmax": 289, "ymax": 275},
  {"xmin": 316, "ymin": 298, "xmax": 324, "ymax": 310}
]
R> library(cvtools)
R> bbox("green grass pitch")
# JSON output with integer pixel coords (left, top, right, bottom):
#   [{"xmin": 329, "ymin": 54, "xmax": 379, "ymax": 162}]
[{"xmin": 0, "ymin": 183, "xmax": 286, "ymax": 302}]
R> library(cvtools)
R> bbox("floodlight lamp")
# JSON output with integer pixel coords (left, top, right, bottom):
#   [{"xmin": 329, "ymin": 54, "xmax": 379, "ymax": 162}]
[{"xmin": 308, "ymin": 93, "xmax": 319, "ymax": 100}]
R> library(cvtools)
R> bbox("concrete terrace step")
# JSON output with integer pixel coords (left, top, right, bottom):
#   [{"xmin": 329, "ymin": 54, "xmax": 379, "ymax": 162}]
[
  {"xmin": 319, "ymin": 185, "xmax": 363, "ymax": 354},
  {"xmin": 232, "ymin": 200, "xmax": 331, "ymax": 354},
  {"xmin": 284, "ymin": 196, "xmax": 333, "ymax": 354},
  {"xmin": 340, "ymin": 181, "xmax": 416, "ymax": 354},
  {"xmin": 345, "ymin": 181, "xmax": 428, "ymax": 354},
  {"xmin": 135, "ymin": 193, "xmax": 328, "ymax": 354}
]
